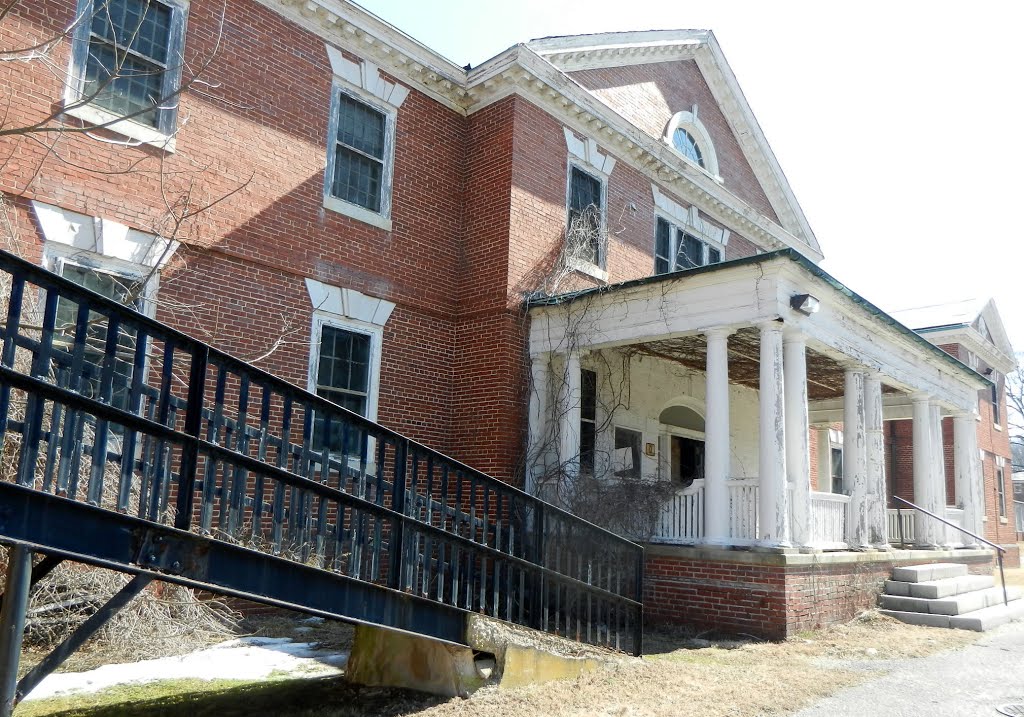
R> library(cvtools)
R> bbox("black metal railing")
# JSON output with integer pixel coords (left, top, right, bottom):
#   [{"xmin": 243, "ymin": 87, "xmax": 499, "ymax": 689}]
[
  {"xmin": 0, "ymin": 249, "xmax": 643, "ymax": 654},
  {"xmin": 893, "ymin": 495, "xmax": 1007, "ymax": 606}
]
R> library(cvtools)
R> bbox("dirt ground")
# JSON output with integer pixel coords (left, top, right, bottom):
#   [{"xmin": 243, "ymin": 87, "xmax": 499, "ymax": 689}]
[
  {"xmin": 16, "ymin": 610, "xmax": 978, "ymax": 717},
  {"xmin": 15, "ymin": 560, "xmax": 1023, "ymax": 717}
]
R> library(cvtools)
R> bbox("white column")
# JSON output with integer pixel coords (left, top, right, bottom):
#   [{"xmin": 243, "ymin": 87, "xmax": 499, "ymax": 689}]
[
  {"xmin": 815, "ymin": 427, "xmax": 832, "ymax": 493},
  {"xmin": 557, "ymin": 350, "xmax": 581, "ymax": 496},
  {"xmin": 864, "ymin": 373, "xmax": 888, "ymax": 548},
  {"xmin": 954, "ymin": 411, "xmax": 983, "ymax": 547},
  {"xmin": 526, "ymin": 353, "xmax": 550, "ymax": 497},
  {"xmin": 844, "ymin": 367, "xmax": 869, "ymax": 549},
  {"xmin": 705, "ymin": 328, "xmax": 732, "ymax": 545},
  {"xmin": 758, "ymin": 322, "xmax": 789, "ymax": 547},
  {"xmin": 784, "ymin": 329, "xmax": 811, "ymax": 548},
  {"xmin": 931, "ymin": 403, "xmax": 952, "ymax": 547},
  {"xmin": 912, "ymin": 393, "xmax": 939, "ymax": 548}
]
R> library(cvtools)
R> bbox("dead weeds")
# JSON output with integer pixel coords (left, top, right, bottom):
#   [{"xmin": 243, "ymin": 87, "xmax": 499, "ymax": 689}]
[{"xmin": 15, "ymin": 610, "xmax": 983, "ymax": 717}]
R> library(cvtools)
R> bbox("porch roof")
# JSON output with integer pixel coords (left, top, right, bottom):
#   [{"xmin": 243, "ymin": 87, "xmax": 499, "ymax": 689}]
[{"xmin": 527, "ymin": 248, "xmax": 990, "ymax": 396}]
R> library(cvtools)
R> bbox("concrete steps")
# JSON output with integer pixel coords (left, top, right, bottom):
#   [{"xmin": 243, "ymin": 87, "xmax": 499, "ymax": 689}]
[{"xmin": 880, "ymin": 563, "xmax": 1024, "ymax": 632}]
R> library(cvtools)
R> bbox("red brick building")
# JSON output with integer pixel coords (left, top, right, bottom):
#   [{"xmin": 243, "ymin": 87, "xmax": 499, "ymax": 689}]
[{"xmin": 1, "ymin": 1, "xmax": 1012, "ymax": 638}]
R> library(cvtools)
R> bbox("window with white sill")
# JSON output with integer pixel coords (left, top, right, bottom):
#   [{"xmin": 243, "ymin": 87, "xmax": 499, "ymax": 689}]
[
  {"xmin": 67, "ymin": 0, "xmax": 189, "ymax": 145},
  {"xmin": 563, "ymin": 128, "xmax": 616, "ymax": 280},
  {"xmin": 567, "ymin": 165, "xmax": 606, "ymax": 270},
  {"xmin": 322, "ymin": 47, "xmax": 408, "ymax": 231}
]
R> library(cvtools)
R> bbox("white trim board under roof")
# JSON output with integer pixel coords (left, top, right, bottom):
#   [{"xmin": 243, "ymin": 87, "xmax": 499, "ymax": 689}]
[{"xmin": 258, "ymin": 1, "xmax": 822, "ymax": 262}]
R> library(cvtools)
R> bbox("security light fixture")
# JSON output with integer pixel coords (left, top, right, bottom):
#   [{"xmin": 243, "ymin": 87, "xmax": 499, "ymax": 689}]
[{"xmin": 790, "ymin": 293, "xmax": 820, "ymax": 316}]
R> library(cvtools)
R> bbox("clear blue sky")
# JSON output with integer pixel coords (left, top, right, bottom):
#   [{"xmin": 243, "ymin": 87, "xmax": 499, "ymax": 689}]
[{"xmin": 358, "ymin": 0, "xmax": 1024, "ymax": 351}]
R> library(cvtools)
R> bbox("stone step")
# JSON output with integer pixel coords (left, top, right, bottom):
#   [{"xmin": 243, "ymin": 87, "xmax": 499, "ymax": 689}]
[
  {"xmin": 891, "ymin": 563, "xmax": 968, "ymax": 583},
  {"xmin": 881, "ymin": 600, "xmax": 1024, "ymax": 632},
  {"xmin": 948, "ymin": 600, "xmax": 1024, "ymax": 631},
  {"xmin": 880, "ymin": 586, "xmax": 1021, "ymax": 616},
  {"xmin": 879, "ymin": 609, "xmax": 951, "ymax": 629},
  {"xmin": 884, "ymin": 574, "xmax": 995, "ymax": 599}
]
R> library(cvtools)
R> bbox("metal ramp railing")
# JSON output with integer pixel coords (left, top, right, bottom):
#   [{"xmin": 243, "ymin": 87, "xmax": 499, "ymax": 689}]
[{"xmin": 0, "ymin": 249, "xmax": 643, "ymax": 714}]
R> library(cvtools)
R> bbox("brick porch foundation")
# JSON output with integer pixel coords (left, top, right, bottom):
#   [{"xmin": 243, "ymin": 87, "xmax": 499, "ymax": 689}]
[{"xmin": 643, "ymin": 544, "xmax": 1014, "ymax": 640}]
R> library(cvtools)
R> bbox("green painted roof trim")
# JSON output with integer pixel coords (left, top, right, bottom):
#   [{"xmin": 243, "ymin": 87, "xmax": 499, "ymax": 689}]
[
  {"xmin": 526, "ymin": 248, "xmax": 991, "ymax": 389},
  {"xmin": 916, "ymin": 323, "xmax": 971, "ymax": 334}
]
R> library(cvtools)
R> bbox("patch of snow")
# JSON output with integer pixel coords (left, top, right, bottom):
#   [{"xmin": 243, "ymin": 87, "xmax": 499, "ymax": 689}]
[{"xmin": 22, "ymin": 637, "xmax": 348, "ymax": 703}]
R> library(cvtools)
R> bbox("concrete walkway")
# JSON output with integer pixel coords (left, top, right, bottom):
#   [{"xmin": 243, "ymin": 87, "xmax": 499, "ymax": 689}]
[{"xmin": 794, "ymin": 620, "xmax": 1024, "ymax": 717}]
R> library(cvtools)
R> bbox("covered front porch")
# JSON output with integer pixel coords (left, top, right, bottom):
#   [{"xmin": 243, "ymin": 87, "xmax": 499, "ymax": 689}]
[{"xmin": 526, "ymin": 250, "xmax": 991, "ymax": 554}]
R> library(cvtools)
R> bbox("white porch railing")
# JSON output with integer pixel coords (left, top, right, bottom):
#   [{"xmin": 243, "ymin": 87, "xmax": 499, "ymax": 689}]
[
  {"xmin": 809, "ymin": 491, "xmax": 849, "ymax": 549},
  {"xmin": 655, "ymin": 480, "xmax": 705, "ymax": 543},
  {"xmin": 888, "ymin": 506, "xmax": 974, "ymax": 546},
  {"xmin": 888, "ymin": 508, "xmax": 916, "ymax": 544},
  {"xmin": 650, "ymin": 478, "xmax": 759, "ymax": 544},
  {"xmin": 652, "ymin": 480, "xmax": 853, "ymax": 548},
  {"xmin": 728, "ymin": 478, "xmax": 759, "ymax": 543},
  {"xmin": 944, "ymin": 507, "xmax": 966, "ymax": 547}
]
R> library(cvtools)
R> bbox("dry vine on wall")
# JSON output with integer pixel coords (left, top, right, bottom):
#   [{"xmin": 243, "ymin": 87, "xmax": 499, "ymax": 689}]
[{"xmin": 518, "ymin": 204, "xmax": 681, "ymax": 542}]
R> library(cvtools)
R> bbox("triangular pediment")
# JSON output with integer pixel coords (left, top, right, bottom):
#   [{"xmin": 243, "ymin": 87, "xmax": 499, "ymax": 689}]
[
  {"xmin": 975, "ymin": 299, "xmax": 1016, "ymax": 362},
  {"xmin": 528, "ymin": 31, "xmax": 821, "ymax": 258}
]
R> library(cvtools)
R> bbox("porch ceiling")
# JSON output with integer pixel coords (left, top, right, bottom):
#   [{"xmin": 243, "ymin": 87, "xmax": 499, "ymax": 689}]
[{"xmin": 631, "ymin": 327, "xmax": 898, "ymax": 400}]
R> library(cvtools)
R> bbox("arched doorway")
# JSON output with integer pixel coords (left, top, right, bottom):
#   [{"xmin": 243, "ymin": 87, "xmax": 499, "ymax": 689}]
[{"xmin": 659, "ymin": 405, "xmax": 705, "ymax": 488}]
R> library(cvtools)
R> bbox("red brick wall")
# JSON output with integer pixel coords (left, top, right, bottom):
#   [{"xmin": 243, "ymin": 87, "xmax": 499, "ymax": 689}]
[
  {"xmin": 570, "ymin": 61, "xmax": 780, "ymax": 222},
  {"xmin": 2, "ymin": 0, "xmax": 471, "ymax": 454},
  {"xmin": 0, "ymin": 1, "xmax": 803, "ymax": 488}
]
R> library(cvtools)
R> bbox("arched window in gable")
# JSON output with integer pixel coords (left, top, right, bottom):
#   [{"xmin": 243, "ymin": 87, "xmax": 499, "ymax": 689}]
[{"xmin": 664, "ymin": 108, "xmax": 720, "ymax": 180}]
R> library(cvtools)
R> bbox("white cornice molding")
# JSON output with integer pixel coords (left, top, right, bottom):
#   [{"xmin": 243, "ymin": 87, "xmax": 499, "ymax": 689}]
[
  {"xmin": 255, "ymin": 0, "xmax": 470, "ymax": 113},
  {"xmin": 528, "ymin": 32, "xmax": 705, "ymax": 72},
  {"xmin": 255, "ymin": 3, "xmax": 824, "ymax": 262},
  {"xmin": 917, "ymin": 327, "xmax": 1017, "ymax": 376}
]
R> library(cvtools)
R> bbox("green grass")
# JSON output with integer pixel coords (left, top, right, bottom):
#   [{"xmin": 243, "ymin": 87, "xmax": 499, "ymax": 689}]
[{"xmin": 14, "ymin": 676, "xmax": 443, "ymax": 717}]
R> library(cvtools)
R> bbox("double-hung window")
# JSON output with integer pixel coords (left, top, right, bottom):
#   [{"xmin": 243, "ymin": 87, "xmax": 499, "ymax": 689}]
[
  {"xmin": 991, "ymin": 376, "xmax": 1001, "ymax": 426},
  {"xmin": 69, "ymin": 0, "xmax": 188, "ymax": 140},
  {"xmin": 314, "ymin": 325, "xmax": 371, "ymax": 416},
  {"xmin": 311, "ymin": 320, "xmax": 377, "ymax": 453},
  {"xmin": 329, "ymin": 93, "xmax": 388, "ymax": 213},
  {"xmin": 325, "ymin": 89, "xmax": 396, "ymax": 228},
  {"xmin": 996, "ymin": 458, "xmax": 1007, "ymax": 518},
  {"xmin": 654, "ymin": 217, "xmax": 722, "ymax": 274},
  {"xmin": 567, "ymin": 166, "xmax": 605, "ymax": 268}
]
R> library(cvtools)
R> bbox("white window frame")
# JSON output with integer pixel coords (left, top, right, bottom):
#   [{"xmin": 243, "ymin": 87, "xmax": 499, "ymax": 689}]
[
  {"xmin": 323, "ymin": 87, "xmax": 397, "ymax": 231},
  {"xmin": 322, "ymin": 47, "xmax": 408, "ymax": 232},
  {"xmin": 653, "ymin": 214, "xmax": 724, "ymax": 275},
  {"xmin": 829, "ymin": 428, "xmax": 844, "ymax": 494},
  {"xmin": 996, "ymin": 456, "xmax": 1007, "ymax": 519},
  {"xmin": 991, "ymin": 374, "xmax": 1002, "ymax": 429},
  {"xmin": 307, "ymin": 313, "xmax": 383, "ymax": 426},
  {"xmin": 65, "ymin": 0, "xmax": 189, "ymax": 150},
  {"xmin": 44, "ymin": 244, "xmax": 159, "ymax": 319},
  {"xmin": 664, "ymin": 109, "xmax": 720, "ymax": 181},
  {"xmin": 565, "ymin": 161, "xmax": 609, "ymax": 281},
  {"xmin": 563, "ymin": 127, "xmax": 615, "ymax": 282}
]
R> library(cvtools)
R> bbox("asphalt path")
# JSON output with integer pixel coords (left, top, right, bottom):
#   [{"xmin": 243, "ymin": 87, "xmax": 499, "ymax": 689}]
[{"xmin": 794, "ymin": 620, "xmax": 1024, "ymax": 717}]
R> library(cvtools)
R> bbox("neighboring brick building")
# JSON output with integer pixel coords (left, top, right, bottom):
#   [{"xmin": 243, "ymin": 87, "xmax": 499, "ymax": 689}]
[
  {"xmin": 1, "ymin": 1, "xmax": 1010, "ymax": 638},
  {"xmin": 888, "ymin": 300, "xmax": 1019, "ymax": 551}
]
